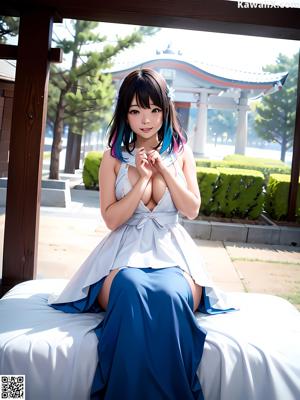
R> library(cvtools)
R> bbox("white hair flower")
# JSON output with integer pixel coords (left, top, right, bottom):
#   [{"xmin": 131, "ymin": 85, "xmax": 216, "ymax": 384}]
[{"xmin": 166, "ymin": 85, "xmax": 175, "ymax": 101}]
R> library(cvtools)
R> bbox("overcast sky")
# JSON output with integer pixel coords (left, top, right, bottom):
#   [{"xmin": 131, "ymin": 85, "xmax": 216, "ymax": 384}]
[
  {"xmin": 51, "ymin": 20, "xmax": 300, "ymax": 72},
  {"xmin": 98, "ymin": 23, "xmax": 300, "ymax": 72}
]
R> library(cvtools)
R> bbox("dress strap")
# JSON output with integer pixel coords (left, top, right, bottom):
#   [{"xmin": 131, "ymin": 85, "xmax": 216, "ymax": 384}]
[{"xmin": 115, "ymin": 161, "xmax": 128, "ymax": 188}]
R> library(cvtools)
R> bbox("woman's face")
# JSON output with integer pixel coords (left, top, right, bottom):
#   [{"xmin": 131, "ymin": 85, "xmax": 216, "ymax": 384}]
[{"xmin": 127, "ymin": 95, "xmax": 163, "ymax": 140}]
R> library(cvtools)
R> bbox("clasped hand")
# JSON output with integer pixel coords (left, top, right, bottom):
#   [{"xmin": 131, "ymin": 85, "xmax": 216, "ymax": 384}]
[{"xmin": 136, "ymin": 147, "xmax": 166, "ymax": 179}]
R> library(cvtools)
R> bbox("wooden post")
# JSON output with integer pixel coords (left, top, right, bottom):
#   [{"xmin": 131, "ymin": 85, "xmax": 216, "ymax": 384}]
[
  {"xmin": 287, "ymin": 51, "xmax": 300, "ymax": 221},
  {"xmin": 1, "ymin": 10, "xmax": 54, "ymax": 295}
]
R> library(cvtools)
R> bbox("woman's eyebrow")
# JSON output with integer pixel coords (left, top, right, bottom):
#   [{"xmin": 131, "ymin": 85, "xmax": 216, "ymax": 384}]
[
  {"xmin": 150, "ymin": 103, "xmax": 161, "ymax": 107},
  {"xmin": 128, "ymin": 103, "xmax": 161, "ymax": 109}
]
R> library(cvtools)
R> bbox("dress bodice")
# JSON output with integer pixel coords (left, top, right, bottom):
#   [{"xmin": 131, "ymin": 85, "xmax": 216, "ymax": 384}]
[{"xmin": 115, "ymin": 148, "xmax": 187, "ymax": 214}]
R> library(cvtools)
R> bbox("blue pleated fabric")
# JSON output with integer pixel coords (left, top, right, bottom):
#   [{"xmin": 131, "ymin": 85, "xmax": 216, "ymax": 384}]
[{"xmin": 51, "ymin": 267, "xmax": 207, "ymax": 400}]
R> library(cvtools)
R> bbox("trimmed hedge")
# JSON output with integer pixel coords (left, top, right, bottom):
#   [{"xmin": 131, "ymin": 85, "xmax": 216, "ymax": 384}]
[
  {"xmin": 265, "ymin": 174, "xmax": 300, "ymax": 220},
  {"xmin": 213, "ymin": 168, "xmax": 264, "ymax": 219},
  {"xmin": 195, "ymin": 155, "xmax": 290, "ymax": 183},
  {"xmin": 196, "ymin": 167, "xmax": 219, "ymax": 214},
  {"xmin": 223, "ymin": 154, "xmax": 286, "ymax": 166},
  {"xmin": 83, "ymin": 151, "xmax": 103, "ymax": 189},
  {"xmin": 196, "ymin": 167, "xmax": 264, "ymax": 219}
]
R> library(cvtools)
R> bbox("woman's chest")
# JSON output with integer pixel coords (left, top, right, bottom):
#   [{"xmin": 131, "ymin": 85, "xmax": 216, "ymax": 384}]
[{"xmin": 115, "ymin": 154, "xmax": 184, "ymax": 212}]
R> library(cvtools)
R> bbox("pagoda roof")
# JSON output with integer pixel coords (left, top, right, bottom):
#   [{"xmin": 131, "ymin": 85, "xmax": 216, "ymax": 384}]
[{"xmin": 109, "ymin": 54, "xmax": 288, "ymax": 98}]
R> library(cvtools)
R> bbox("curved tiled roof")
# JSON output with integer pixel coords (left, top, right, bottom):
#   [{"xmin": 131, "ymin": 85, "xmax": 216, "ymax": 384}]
[{"xmin": 109, "ymin": 54, "xmax": 288, "ymax": 98}]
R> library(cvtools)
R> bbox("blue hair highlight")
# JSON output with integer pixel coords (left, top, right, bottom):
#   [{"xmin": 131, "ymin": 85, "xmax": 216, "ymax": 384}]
[
  {"xmin": 160, "ymin": 118, "xmax": 173, "ymax": 154},
  {"xmin": 112, "ymin": 122, "xmax": 134, "ymax": 163}
]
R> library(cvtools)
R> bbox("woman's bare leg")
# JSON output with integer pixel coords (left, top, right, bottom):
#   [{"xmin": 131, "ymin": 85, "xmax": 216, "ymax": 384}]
[
  {"xmin": 99, "ymin": 268, "xmax": 202, "ymax": 312},
  {"xmin": 98, "ymin": 268, "xmax": 121, "ymax": 310},
  {"xmin": 182, "ymin": 271, "xmax": 202, "ymax": 312}
]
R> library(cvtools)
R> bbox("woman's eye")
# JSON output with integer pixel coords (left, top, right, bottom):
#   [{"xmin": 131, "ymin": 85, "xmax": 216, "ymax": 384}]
[
  {"xmin": 129, "ymin": 110, "xmax": 139, "ymax": 115},
  {"xmin": 152, "ymin": 108, "xmax": 162, "ymax": 113}
]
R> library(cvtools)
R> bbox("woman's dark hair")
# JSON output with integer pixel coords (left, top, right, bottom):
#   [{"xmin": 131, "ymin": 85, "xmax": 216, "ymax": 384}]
[{"xmin": 107, "ymin": 68, "xmax": 187, "ymax": 162}]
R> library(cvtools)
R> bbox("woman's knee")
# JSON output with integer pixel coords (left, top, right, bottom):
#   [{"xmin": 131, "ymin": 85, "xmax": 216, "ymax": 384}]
[{"xmin": 117, "ymin": 268, "xmax": 144, "ymax": 293}]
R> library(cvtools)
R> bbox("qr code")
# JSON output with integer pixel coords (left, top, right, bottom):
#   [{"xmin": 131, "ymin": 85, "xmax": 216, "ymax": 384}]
[{"xmin": 0, "ymin": 376, "xmax": 25, "ymax": 399}]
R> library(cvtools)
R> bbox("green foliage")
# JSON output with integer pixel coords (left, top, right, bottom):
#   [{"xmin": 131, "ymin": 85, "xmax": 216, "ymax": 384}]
[
  {"xmin": 195, "ymin": 159, "xmax": 212, "ymax": 167},
  {"xmin": 223, "ymin": 154, "xmax": 286, "ymax": 166},
  {"xmin": 265, "ymin": 174, "xmax": 300, "ymax": 220},
  {"xmin": 0, "ymin": 16, "xmax": 19, "ymax": 43},
  {"xmin": 213, "ymin": 168, "xmax": 264, "ymax": 219},
  {"xmin": 208, "ymin": 109, "xmax": 237, "ymax": 143},
  {"xmin": 82, "ymin": 151, "xmax": 103, "ymax": 189},
  {"xmin": 254, "ymin": 52, "xmax": 298, "ymax": 161},
  {"xmin": 195, "ymin": 155, "xmax": 290, "ymax": 183},
  {"xmin": 196, "ymin": 167, "xmax": 219, "ymax": 214},
  {"xmin": 48, "ymin": 20, "xmax": 158, "ymax": 178},
  {"xmin": 196, "ymin": 162, "xmax": 265, "ymax": 218},
  {"xmin": 48, "ymin": 20, "xmax": 158, "ymax": 135}
]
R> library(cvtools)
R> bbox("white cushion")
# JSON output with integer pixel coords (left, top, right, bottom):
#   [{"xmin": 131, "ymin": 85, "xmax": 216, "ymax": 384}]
[{"xmin": 0, "ymin": 279, "xmax": 299, "ymax": 400}]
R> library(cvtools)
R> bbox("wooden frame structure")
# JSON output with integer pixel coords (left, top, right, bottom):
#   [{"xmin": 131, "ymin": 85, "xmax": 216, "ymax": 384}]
[{"xmin": 0, "ymin": 0, "xmax": 300, "ymax": 296}]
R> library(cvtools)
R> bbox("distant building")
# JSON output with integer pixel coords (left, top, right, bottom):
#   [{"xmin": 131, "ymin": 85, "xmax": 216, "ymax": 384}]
[{"xmin": 109, "ymin": 50, "xmax": 288, "ymax": 157}]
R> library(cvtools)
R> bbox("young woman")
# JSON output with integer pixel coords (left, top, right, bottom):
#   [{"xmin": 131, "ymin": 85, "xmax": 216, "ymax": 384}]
[{"xmin": 49, "ymin": 68, "xmax": 234, "ymax": 400}]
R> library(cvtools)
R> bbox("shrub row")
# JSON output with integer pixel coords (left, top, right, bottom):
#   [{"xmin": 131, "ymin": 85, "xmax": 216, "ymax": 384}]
[
  {"xmin": 195, "ymin": 154, "xmax": 290, "ymax": 183},
  {"xmin": 83, "ymin": 151, "xmax": 296, "ymax": 220},
  {"xmin": 197, "ymin": 167, "xmax": 264, "ymax": 219},
  {"xmin": 265, "ymin": 174, "xmax": 300, "ymax": 220}
]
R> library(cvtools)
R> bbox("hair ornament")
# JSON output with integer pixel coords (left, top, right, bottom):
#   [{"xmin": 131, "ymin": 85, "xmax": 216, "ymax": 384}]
[{"xmin": 166, "ymin": 85, "xmax": 175, "ymax": 102}]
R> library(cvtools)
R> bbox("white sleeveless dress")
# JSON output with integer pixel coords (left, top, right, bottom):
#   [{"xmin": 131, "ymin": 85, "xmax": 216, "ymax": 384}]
[{"xmin": 48, "ymin": 147, "xmax": 233, "ymax": 312}]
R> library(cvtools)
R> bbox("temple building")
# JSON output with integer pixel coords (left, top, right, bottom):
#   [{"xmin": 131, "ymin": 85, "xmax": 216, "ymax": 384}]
[{"xmin": 109, "ymin": 48, "xmax": 288, "ymax": 157}]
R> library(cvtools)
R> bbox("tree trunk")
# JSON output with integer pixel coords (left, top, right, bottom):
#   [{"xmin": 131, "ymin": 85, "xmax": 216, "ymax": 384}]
[
  {"xmin": 49, "ymin": 91, "xmax": 65, "ymax": 179},
  {"xmin": 74, "ymin": 133, "xmax": 82, "ymax": 169},
  {"xmin": 64, "ymin": 128, "xmax": 82, "ymax": 172},
  {"xmin": 64, "ymin": 37, "xmax": 80, "ymax": 173},
  {"xmin": 280, "ymin": 133, "xmax": 287, "ymax": 162},
  {"xmin": 64, "ymin": 126, "xmax": 76, "ymax": 173}
]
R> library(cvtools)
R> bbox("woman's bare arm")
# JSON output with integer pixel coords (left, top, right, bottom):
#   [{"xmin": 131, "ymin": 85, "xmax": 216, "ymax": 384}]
[
  {"xmin": 99, "ymin": 149, "xmax": 150, "ymax": 231},
  {"xmin": 160, "ymin": 144, "xmax": 201, "ymax": 220}
]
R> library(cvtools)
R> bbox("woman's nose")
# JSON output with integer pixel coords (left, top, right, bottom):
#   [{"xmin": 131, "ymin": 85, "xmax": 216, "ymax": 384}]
[{"xmin": 141, "ymin": 112, "xmax": 150, "ymax": 124}]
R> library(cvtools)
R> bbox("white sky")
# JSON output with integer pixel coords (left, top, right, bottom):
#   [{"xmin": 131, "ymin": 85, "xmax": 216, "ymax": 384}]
[
  {"xmin": 97, "ymin": 23, "xmax": 300, "ymax": 72},
  {"xmin": 51, "ymin": 19, "xmax": 300, "ymax": 72}
]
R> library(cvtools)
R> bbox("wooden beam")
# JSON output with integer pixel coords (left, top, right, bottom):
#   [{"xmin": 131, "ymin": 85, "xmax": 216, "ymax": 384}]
[
  {"xmin": 50, "ymin": 47, "xmax": 63, "ymax": 63},
  {"xmin": 0, "ymin": 6, "xmax": 63, "ymax": 23},
  {"xmin": 0, "ymin": 44, "xmax": 63, "ymax": 63},
  {"xmin": 287, "ymin": 51, "xmax": 300, "ymax": 221},
  {"xmin": 1, "ymin": 1, "xmax": 300, "ymax": 40},
  {"xmin": 1, "ymin": 10, "xmax": 54, "ymax": 296},
  {"xmin": 0, "ymin": 44, "xmax": 17, "ymax": 60}
]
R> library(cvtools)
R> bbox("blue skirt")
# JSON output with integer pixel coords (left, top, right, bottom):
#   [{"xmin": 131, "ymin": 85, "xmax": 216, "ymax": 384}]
[{"xmin": 51, "ymin": 267, "xmax": 207, "ymax": 399}]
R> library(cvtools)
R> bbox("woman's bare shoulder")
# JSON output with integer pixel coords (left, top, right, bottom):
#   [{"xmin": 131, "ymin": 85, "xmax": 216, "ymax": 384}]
[
  {"xmin": 176, "ymin": 143, "xmax": 194, "ymax": 168},
  {"xmin": 103, "ymin": 147, "xmax": 113, "ymax": 158},
  {"xmin": 102, "ymin": 147, "xmax": 121, "ymax": 175}
]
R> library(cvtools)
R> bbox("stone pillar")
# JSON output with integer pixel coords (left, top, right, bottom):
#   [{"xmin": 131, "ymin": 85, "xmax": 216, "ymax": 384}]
[
  {"xmin": 175, "ymin": 102, "xmax": 190, "ymax": 133},
  {"xmin": 193, "ymin": 92, "xmax": 208, "ymax": 157},
  {"xmin": 235, "ymin": 91, "xmax": 250, "ymax": 155}
]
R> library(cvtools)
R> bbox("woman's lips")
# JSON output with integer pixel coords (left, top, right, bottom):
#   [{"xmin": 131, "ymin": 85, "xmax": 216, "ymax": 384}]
[{"xmin": 141, "ymin": 128, "xmax": 152, "ymax": 132}]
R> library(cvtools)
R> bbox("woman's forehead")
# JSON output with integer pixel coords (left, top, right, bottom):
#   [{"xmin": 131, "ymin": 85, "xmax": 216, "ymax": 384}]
[{"xmin": 129, "ymin": 94, "xmax": 154, "ymax": 108}]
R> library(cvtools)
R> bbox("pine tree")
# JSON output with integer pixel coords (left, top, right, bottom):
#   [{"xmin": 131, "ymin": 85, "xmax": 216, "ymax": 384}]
[
  {"xmin": 255, "ymin": 52, "xmax": 298, "ymax": 162},
  {"xmin": 48, "ymin": 20, "xmax": 158, "ymax": 179},
  {"xmin": 208, "ymin": 109, "xmax": 237, "ymax": 144},
  {"xmin": 0, "ymin": 16, "xmax": 19, "ymax": 43}
]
